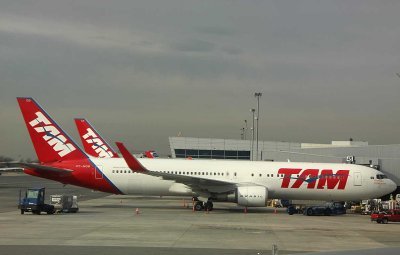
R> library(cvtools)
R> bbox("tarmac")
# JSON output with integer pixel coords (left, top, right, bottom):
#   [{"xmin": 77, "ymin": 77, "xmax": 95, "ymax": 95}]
[{"xmin": 0, "ymin": 173, "xmax": 399, "ymax": 255}]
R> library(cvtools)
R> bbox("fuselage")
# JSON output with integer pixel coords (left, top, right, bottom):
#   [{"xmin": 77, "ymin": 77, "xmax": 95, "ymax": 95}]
[{"xmin": 26, "ymin": 157, "xmax": 396, "ymax": 201}]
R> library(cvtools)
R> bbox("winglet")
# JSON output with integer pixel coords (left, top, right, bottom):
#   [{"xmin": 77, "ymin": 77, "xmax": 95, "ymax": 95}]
[{"xmin": 115, "ymin": 142, "xmax": 148, "ymax": 173}]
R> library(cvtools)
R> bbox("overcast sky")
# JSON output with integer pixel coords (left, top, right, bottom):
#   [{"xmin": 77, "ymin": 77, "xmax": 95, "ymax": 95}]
[{"xmin": 1, "ymin": 0, "xmax": 400, "ymax": 159}]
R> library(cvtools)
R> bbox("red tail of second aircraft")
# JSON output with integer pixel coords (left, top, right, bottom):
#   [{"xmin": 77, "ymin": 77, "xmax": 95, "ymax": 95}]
[{"xmin": 74, "ymin": 118, "xmax": 119, "ymax": 158}]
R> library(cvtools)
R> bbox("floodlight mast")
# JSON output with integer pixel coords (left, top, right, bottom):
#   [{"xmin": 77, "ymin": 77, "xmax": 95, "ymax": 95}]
[
  {"xmin": 254, "ymin": 92, "xmax": 262, "ymax": 160},
  {"xmin": 250, "ymin": 108, "xmax": 255, "ymax": 161}
]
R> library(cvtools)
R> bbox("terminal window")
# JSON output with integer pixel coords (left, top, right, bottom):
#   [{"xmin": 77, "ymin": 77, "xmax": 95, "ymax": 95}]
[{"xmin": 174, "ymin": 149, "xmax": 250, "ymax": 160}]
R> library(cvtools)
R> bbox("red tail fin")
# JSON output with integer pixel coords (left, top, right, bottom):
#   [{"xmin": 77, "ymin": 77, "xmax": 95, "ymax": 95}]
[
  {"xmin": 144, "ymin": 150, "xmax": 159, "ymax": 158},
  {"xmin": 74, "ymin": 118, "xmax": 119, "ymax": 158},
  {"xmin": 115, "ymin": 142, "xmax": 147, "ymax": 173},
  {"xmin": 17, "ymin": 97, "xmax": 87, "ymax": 163}
]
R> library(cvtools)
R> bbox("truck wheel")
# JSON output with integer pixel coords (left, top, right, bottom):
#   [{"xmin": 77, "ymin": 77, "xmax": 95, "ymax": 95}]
[
  {"xmin": 20, "ymin": 209, "xmax": 24, "ymax": 215},
  {"xmin": 376, "ymin": 219, "xmax": 382, "ymax": 224},
  {"xmin": 382, "ymin": 218, "xmax": 388, "ymax": 224},
  {"xmin": 306, "ymin": 208, "xmax": 313, "ymax": 216}
]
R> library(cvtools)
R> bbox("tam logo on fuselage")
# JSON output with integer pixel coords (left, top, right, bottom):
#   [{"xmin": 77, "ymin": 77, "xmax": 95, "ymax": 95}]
[
  {"xmin": 82, "ymin": 128, "xmax": 114, "ymax": 158},
  {"xmin": 29, "ymin": 112, "xmax": 76, "ymax": 157},
  {"xmin": 278, "ymin": 168, "xmax": 350, "ymax": 190}
]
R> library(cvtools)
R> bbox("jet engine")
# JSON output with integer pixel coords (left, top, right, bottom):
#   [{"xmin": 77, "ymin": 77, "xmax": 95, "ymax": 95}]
[{"xmin": 236, "ymin": 186, "xmax": 268, "ymax": 207}]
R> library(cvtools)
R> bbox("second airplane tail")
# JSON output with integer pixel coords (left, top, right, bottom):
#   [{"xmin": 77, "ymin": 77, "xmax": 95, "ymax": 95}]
[{"xmin": 74, "ymin": 118, "xmax": 119, "ymax": 158}]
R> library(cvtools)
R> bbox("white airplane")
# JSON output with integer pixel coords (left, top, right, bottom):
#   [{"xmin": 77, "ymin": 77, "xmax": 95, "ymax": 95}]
[
  {"xmin": 115, "ymin": 142, "xmax": 396, "ymax": 210},
  {"xmin": 17, "ymin": 97, "xmax": 396, "ymax": 211}
]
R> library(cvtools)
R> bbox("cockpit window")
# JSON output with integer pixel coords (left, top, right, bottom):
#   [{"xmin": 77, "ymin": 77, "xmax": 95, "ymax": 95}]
[{"xmin": 376, "ymin": 174, "xmax": 387, "ymax": 179}]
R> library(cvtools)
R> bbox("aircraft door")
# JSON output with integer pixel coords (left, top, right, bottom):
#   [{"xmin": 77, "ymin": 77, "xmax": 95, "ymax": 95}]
[
  {"xmin": 354, "ymin": 172, "xmax": 362, "ymax": 186},
  {"xmin": 95, "ymin": 165, "xmax": 104, "ymax": 180},
  {"xmin": 228, "ymin": 171, "xmax": 237, "ymax": 181}
]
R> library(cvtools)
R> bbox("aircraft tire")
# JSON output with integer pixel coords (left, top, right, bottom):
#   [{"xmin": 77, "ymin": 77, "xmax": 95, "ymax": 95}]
[
  {"xmin": 194, "ymin": 202, "xmax": 203, "ymax": 211},
  {"xmin": 205, "ymin": 201, "xmax": 213, "ymax": 211}
]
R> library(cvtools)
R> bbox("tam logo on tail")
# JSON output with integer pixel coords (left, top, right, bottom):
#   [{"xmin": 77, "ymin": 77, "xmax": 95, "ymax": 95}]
[
  {"xmin": 82, "ymin": 128, "xmax": 115, "ymax": 158},
  {"xmin": 29, "ymin": 111, "xmax": 76, "ymax": 157}
]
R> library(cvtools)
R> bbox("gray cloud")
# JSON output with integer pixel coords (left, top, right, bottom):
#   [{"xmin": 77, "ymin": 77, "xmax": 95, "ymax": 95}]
[
  {"xmin": 170, "ymin": 39, "xmax": 216, "ymax": 53},
  {"xmin": 1, "ymin": 0, "xmax": 400, "ymax": 159}
]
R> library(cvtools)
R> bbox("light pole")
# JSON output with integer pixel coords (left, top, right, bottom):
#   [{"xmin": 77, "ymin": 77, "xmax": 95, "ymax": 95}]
[
  {"xmin": 244, "ymin": 120, "xmax": 247, "ymax": 140},
  {"xmin": 250, "ymin": 108, "xmax": 255, "ymax": 161},
  {"xmin": 254, "ymin": 92, "xmax": 262, "ymax": 161}
]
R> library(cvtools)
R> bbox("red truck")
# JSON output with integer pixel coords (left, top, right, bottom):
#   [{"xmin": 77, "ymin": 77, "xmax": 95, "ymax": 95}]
[{"xmin": 370, "ymin": 209, "xmax": 400, "ymax": 224}]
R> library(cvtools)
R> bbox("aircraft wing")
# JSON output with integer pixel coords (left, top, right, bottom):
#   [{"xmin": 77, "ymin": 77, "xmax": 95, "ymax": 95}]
[
  {"xmin": 2, "ymin": 162, "xmax": 74, "ymax": 174},
  {"xmin": 116, "ymin": 142, "xmax": 238, "ymax": 193}
]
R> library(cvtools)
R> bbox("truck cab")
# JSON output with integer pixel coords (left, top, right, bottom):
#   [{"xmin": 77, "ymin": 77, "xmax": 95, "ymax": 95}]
[{"xmin": 18, "ymin": 188, "xmax": 55, "ymax": 215}]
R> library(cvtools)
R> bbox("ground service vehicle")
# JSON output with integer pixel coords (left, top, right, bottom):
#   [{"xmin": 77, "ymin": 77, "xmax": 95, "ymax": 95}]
[
  {"xmin": 301, "ymin": 202, "xmax": 346, "ymax": 216},
  {"xmin": 371, "ymin": 209, "xmax": 400, "ymax": 224},
  {"xmin": 18, "ymin": 188, "xmax": 55, "ymax": 215}
]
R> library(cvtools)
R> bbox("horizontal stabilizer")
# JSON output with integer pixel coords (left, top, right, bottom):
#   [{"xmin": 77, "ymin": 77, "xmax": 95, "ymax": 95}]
[{"xmin": 21, "ymin": 162, "xmax": 74, "ymax": 174}]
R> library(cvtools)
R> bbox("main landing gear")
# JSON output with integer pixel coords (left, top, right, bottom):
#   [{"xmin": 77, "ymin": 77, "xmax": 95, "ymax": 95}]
[{"xmin": 192, "ymin": 197, "xmax": 213, "ymax": 211}]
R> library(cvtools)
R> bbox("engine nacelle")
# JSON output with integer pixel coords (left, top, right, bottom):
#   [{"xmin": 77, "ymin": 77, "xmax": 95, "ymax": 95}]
[{"xmin": 236, "ymin": 186, "xmax": 268, "ymax": 207}]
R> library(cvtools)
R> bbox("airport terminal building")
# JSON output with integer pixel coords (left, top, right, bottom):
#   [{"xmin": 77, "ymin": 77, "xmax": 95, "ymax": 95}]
[{"xmin": 169, "ymin": 136, "xmax": 400, "ymax": 188}]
